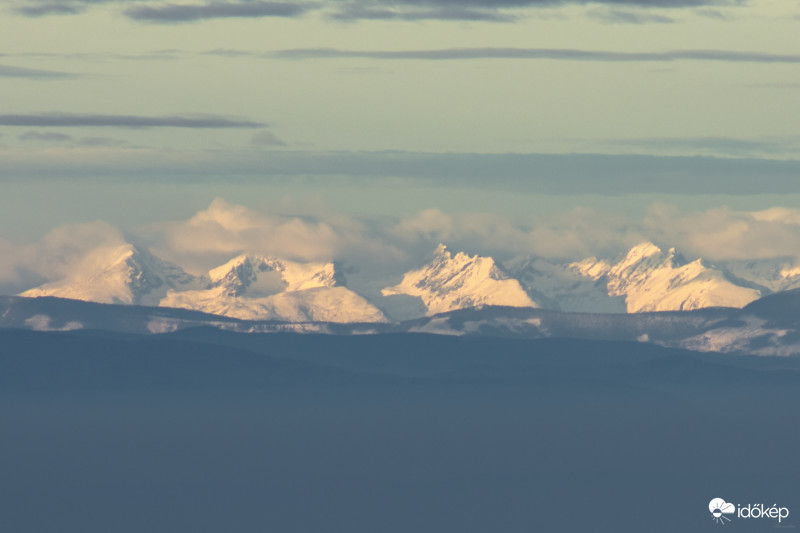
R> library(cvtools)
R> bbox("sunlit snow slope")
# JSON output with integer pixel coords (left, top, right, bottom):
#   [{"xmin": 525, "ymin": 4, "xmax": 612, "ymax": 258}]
[{"xmin": 382, "ymin": 244, "xmax": 538, "ymax": 315}]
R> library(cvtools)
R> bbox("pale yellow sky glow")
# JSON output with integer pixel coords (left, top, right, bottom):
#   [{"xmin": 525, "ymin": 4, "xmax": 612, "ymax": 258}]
[
  {"xmin": 1, "ymin": 0, "xmax": 800, "ymax": 253},
  {"xmin": 1, "ymin": 0, "xmax": 799, "ymax": 155}
]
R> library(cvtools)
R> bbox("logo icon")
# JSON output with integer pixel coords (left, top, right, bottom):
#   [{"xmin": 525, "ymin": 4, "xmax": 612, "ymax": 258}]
[{"xmin": 709, "ymin": 498, "xmax": 735, "ymax": 525}]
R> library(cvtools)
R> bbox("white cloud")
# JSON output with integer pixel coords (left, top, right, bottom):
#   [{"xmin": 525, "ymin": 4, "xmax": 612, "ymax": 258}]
[
  {"xmin": 390, "ymin": 207, "xmax": 643, "ymax": 261},
  {"xmin": 150, "ymin": 198, "xmax": 405, "ymax": 274},
  {"xmin": 389, "ymin": 204, "xmax": 800, "ymax": 263},
  {"xmin": 0, "ymin": 221, "xmax": 125, "ymax": 294},
  {"xmin": 643, "ymin": 205, "xmax": 800, "ymax": 260},
  {"xmin": 35, "ymin": 221, "xmax": 126, "ymax": 278},
  {"xmin": 6, "ymin": 201, "xmax": 800, "ymax": 297}
]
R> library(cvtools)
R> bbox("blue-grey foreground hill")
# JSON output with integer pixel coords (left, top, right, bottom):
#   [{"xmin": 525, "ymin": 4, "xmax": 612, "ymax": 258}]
[{"xmin": 1, "ymin": 328, "xmax": 798, "ymax": 532}]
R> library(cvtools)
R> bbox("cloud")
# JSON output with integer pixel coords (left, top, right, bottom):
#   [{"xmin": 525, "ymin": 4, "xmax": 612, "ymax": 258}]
[
  {"xmin": 694, "ymin": 8, "xmax": 733, "ymax": 19},
  {"xmin": 587, "ymin": 9, "xmax": 675, "ymax": 23},
  {"xmin": 642, "ymin": 205, "xmax": 800, "ymax": 261},
  {"xmin": 15, "ymin": 3, "xmax": 86, "ymax": 16},
  {"xmin": 751, "ymin": 207, "xmax": 800, "ymax": 225},
  {"xmin": 202, "ymin": 48, "xmax": 255, "ymax": 58},
  {"xmin": 0, "ymin": 221, "xmax": 126, "ymax": 294},
  {"xmin": 329, "ymin": 0, "xmax": 737, "ymax": 20},
  {"xmin": 8, "ymin": 201, "xmax": 800, "ymax": 299},
  {"xmin": 0, "ymin": 50, "xmax": 184, "ymax": 62},
  {"xmin": 204, "ymin": 45, "xmax": 800, "ymax": 64},
  {"xmin": 250, "ymin": 131, "xmax": 287, "ymax": 147},
  {"xmin": 138, "ymin": 200, "xmax": 654, "ymax": 277},
  {"xmin": 76, "ymin": 136, "xmax": 128, "ymax": 147},
  {"xmin": 18, "ymin": 131, "xmax": 73, "ymax": 142},
  {"xmin": 272, "ymin": 47, "xmax": 800, "ymax": 63},
  {"xmin": 391, "ymin": 205, "xmax": 800, "ymax": 263},
  {"xmin": 329, "ymin": 4, "xmax": 518, "ymax": 22},
  {"xmin": 3, "ymin": 149, "xmax": 800, "ymax": 196},
  {"xmin": 391, "ymin": 207, "xmax": 643, "ymax": 260},
  {"xmin": 149, "ymin": 198, "xmax": 404, "ymax": 274},
  {"xmin": 383, "ymin": 0, "xmax": 730, "ymax": 6},
  {"xmin": 35, "ymin": 221, "xmax": 128, "ymax": 279},
  {"xmin": 124, "ymin": 1, "xmax": 313, "ymax": 22},
  {"xmin": 150, "ymin": 201, "xmax": 800, "ymax": 276},
  {"xmin": 9, "ymin": 0, "xmax": 741, "ymax": 21},
  {"xmin": 0, "ymin": 64, "xmax": 80, "ymax": 79},
  {"xmin": 0, "ymin": 113, "xmax": 265, "ymax": 128},
  {"xmin": 0, "ymin": 237, "xmax": 41, "ymax": 294},
  {"xmin": 587, "ymin": 135, "xmax": 800, "ymax": 157}
]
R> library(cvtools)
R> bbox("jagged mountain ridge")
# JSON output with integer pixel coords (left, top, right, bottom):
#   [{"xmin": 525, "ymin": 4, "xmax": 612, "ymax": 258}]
[
  {"xmin": 381, "ymin": 244, "xmax": 538, "ymax": 315},
  {"xmin": 586, "ymin": 242, "xmax": 763, "ymax": 312},
  {"xmin": 15, "ymin": 241, "xmax": 790, "ymax": 321},
  {"xmin": 20, "ymin": 247, "xmax": 385, "ymax": 323},
  {"xmin": 511, "ymin": 242, "xmax": 765, "ymax": 314},
  {"xmin": 161, "ymin": 254, "xmax": 387, "ymax": 323}
]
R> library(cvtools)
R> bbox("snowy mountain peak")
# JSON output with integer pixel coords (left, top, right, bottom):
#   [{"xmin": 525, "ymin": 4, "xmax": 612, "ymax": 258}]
[
  {"xmin": 208, "ymin": 254, "xmax": 341, "ymax": 297},
  {"xmin": 602, "ymin": 243, "xmax": 762, "ymax": 312},
  {"xmin": 570, "ymin": 257, "xmax": 612, "ymax": 281},
  {"xmin": 20, "ymin": 243, "xmax": 201, "ymax": 306},
  {"xmin": 628, "ymin": 241, "xmax": 662, "ymax": 259},
  {"xmin": 611, "ymin": 242, "xmax": 664, "ymax": 273},
  {"xmin": 501, "ymin": 243, "xmax": 767, "ymax": 315},
  {"xmin": 382, "ymin": 245, "xmax": 537, "ymax": 315}
]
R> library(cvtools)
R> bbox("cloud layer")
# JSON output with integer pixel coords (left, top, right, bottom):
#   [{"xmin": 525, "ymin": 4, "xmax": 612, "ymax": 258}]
[
  {"xmin": 6, "ymin": 199, "xmax": 800, "ymax": 296},
  {"xmin": 273, "ymin": 47, "xmax": 800, "ymax": 63},
  {"xmin": 10, "ymin": 0, "xmax": 741, "ymax": 22},
  {"xmin": 2, "ymin": 149, "xmax": 799, "ymax": 196},
  {"xmin": 0, "ymin": 113, "xmax": 265, "ymax": 128},
  {"xmin": 0, "ymin": 221, "xmax": 126, "ymax": 294},
  {"xmin": 145, "ymin": 201, "xmax": 800, "ymax": 268},
  {"xmin": 148, "ymin": 199, "xmax": 404, "ymax": 274},
  {"xmin": 124, "ymin": 1, "xmax": 313, "ymax": 22},
  {"xmin": 0, "ymin": 64, "xmax": 80, "ymax": 79}
]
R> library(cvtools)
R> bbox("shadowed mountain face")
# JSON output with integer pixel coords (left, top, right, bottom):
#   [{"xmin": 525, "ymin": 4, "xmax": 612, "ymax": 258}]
[{"xmin": 1, "ymin": 329, "xmax": 798, "ymax": 533}]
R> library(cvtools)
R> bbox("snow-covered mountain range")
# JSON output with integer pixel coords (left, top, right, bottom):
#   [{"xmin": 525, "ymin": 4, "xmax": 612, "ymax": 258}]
[{"xmin": 15, "ymin": 240, "xmax": 800, "ymax": 323}]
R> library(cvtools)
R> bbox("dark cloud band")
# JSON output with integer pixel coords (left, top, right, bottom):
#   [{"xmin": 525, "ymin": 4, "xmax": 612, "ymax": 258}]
[
  {"xmin": 2, "ymin": 149, "xmax": 799, "ymax": 197},
  {"xmin": 15, "ymin": 3, "xmax": 86, "ymax": 16},
  {"xmin": 0, "ymin": 113, "xmax": 265, "ymax": 128},
  {"xmin": 0, "ymin": 64, "xmax": 79, "ymax": 79},
  {"xmin": 12, "ymin": 0, "xmax": 738, "ymax": 21},
  {"xmin": 379, "ymin": 0, "xmax": 723, "ymax": 6},
  {"xmin": 19, "ymin": 131, "xmax": 73, "ymax": 141},
  {"xmin": 273, "ymin": 47, "xmax": 800, "ymax": 63},
  {"xmin": 124, "ymin": 2, "xmax": 313, "ymax": 22},
  {"xmin": 330, "ymin": 5, "xmax": 517, "ymax": 21}
]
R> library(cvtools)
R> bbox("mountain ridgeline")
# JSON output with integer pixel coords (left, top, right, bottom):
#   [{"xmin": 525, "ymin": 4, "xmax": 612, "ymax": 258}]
[{"xmin": 15, "ymin": 241, "xmax": 799, "ymax": 324}]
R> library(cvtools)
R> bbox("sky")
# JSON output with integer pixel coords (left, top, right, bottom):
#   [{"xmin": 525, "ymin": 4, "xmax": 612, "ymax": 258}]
[{"xmin": 1, "ymin": 0, "xmax": 800, "ymax": 291}]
